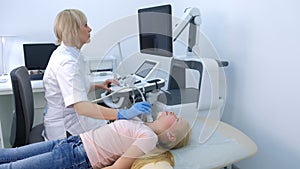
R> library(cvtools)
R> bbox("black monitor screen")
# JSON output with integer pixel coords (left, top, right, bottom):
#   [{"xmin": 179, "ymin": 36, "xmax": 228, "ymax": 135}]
[
  {"xmin": 138, "ymin": 4, "xmax": 173, "ymax": 57},
  {"xmin": 23, "ymin": 43, "xmax": 57, "ymax": 70}
]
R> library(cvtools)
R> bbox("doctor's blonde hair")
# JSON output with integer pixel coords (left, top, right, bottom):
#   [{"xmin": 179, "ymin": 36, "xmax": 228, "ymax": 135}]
[{"xmin": 54, "ymin": 9, "xmax": 87, "ymax": 48}]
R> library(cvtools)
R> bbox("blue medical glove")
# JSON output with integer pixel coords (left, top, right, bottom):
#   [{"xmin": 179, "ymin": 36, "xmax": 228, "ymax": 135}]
[{"xmin": 118, "ymin": 101, "xmax": 151, "ymax": 120}]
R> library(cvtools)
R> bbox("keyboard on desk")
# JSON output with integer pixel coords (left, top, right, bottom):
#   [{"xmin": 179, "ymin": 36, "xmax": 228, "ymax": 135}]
[{"xmin": 29, "ymin": 74, "xmax": 44, "ymax": 80}]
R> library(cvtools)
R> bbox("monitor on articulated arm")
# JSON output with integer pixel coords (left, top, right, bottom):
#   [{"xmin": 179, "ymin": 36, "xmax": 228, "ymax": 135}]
[{"xmin": 138, "ymin": 4, "xmax": 173, "ymax": 57}]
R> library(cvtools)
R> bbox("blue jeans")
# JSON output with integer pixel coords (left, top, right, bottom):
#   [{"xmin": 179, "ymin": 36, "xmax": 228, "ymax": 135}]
[{"xmin": 0, "ymin": 136, "xmax": 92, "ymax": 169}]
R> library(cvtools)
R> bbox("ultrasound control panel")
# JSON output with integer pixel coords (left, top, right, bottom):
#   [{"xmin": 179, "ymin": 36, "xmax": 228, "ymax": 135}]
[{"xmin": 109, "ymin": 78, "xmax": 165, "ymax": 98}]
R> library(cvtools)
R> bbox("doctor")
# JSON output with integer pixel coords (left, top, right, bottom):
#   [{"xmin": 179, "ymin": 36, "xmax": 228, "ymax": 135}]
[{"xmin": 43, "ymin": 9, "xmax": 151, "ymax": 140}]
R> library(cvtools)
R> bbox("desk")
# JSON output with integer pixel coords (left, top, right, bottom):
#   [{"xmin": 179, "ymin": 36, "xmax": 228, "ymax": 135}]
[{"xmin": 0, "ymin": 73, "xmax": 113, "ymax": 147}]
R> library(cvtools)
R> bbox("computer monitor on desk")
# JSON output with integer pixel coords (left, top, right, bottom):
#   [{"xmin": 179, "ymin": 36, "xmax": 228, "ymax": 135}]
[{"xmin": 23, "ymin": 43, "xmax": 58, "ymax": 80}]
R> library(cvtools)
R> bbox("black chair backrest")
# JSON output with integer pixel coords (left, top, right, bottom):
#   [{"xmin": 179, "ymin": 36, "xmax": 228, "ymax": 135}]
[{"xmin": 10, "ymin": 66, "xmax": 34, "ymax": 147}]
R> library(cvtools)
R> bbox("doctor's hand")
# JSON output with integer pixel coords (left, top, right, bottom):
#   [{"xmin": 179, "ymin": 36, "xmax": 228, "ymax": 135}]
[
  {"xmin": 97, "ymin": 79, "xmax": 119, "ymax": 91},
  {"xmin": 118, "ymin": 101, "xmax": 151, "ymax": 120}
]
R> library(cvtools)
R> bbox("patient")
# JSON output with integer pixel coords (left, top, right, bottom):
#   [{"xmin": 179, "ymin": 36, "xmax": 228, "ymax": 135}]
[{"xmin": 0, "ymin": 111, "xmax": 190, "ymax": 169}]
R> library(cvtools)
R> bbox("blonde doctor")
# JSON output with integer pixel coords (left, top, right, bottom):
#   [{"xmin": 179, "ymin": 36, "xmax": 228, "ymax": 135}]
[{"xmin": 43, "ymin": 9, "xmax": 151, "ymax": 140}]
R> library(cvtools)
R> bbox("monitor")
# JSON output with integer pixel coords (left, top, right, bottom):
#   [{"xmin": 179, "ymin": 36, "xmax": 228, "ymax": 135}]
[
  {"xmin": 134, "ymin": 60, "xmax": 158, "ymax": 79},
  {"xmin": 23, "ymin": 43, "xmax": 58, "ymax": 71},
  {"xmin": 138, "ymin": 4, "xmax": 173, "ymax": 57}
]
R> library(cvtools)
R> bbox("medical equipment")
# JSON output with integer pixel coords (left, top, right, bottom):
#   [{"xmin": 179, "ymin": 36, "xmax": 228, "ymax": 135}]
[
  {"xmin": 166, "ymin": 6, "xmax": 227, "ymax": 143},
  {"xmin": 83, "ymin": 4, "xmax": 257, "ymax": 168},
  {"xmin": 86, "ymin": 55, "xmax": 116, "ymax": 75},
  {"xmin": 93, "ymin": 79, "xmax": 164, "ymax": 122},
  {"xmin": 173, "ymin": 7, "xmax": 201, "ymax": 53},
  {"xmin": 171, "ymin": 117, "xmax": 257, "ymax": 169},
  {"xmin": 138, "ymin": 4, "xmax": 173, "ymax": 57},
  {"xmin": 92, "ymin": 60, "xmax": 165, "ymax": 122}
]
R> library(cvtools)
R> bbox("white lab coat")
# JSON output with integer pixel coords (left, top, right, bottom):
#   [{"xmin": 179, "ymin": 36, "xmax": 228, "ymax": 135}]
[{"xmin": 43, "ymin": 42, "xmax": 106, "ymax": 140}]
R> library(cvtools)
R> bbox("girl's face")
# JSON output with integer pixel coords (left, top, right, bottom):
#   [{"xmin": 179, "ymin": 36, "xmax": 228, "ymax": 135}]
[
  {"xmin": 79, "ymin": 23, "xmax": 92, "ymax": 46},
  {"xmin": 156, "ymin": 111, "xmax": 185, "ymax": 132}
]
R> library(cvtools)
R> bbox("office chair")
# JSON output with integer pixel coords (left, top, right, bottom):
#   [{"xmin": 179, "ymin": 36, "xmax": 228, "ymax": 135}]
[{"xmin": 10, "ymin": 66, "xmax": 44, "ymax": 147}]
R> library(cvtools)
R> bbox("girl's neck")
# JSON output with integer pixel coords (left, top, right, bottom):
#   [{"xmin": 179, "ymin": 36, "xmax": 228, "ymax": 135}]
[{"xmin": 145, "ymin": 122, "xmax": 161, "ymax": 135}]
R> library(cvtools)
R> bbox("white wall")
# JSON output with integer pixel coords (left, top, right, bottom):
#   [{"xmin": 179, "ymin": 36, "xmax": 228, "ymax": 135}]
[
  {"xmin": 1, "ymin": 0, "xmax": 300, "ymax": 168},
  {"xmin": 0, "ymin": 0, "xmax": 174, "ymax": 73},
  {"xmin": 187, "ymin": 0, "xmax": 300, "ymax": 168}
]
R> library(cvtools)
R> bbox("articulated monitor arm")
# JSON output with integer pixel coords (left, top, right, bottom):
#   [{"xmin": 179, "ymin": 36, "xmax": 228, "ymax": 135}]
[{"xmin": 173, "ymin": 7, "xmax": 201, "ymax": 52}]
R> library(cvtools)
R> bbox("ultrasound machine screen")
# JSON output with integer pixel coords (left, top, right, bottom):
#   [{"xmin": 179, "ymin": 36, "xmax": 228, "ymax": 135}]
[
  {"xmin": 135, "ymin": 60, "xmax": 157, "ymax": 78},
  {"xmin": 138, "ymin": 4, "xmax": 173, "ymax": 57}
]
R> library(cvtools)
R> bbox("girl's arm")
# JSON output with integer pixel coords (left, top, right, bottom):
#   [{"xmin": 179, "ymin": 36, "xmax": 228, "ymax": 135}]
[{"xmin": 103, "ymin": 145, "xmax": 145, "ymax": 169}]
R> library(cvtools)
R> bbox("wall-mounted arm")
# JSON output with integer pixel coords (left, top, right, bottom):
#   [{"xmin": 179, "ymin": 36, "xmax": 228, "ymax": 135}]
[{"xmin": 173, "ymin": 7, "xmax": 201, "ymax": 52}]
